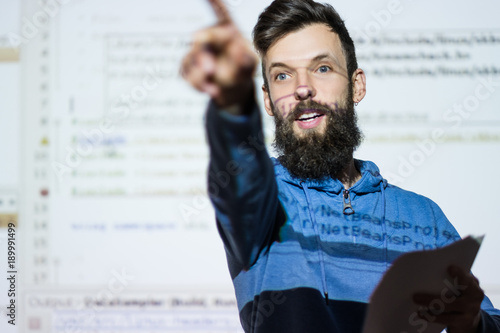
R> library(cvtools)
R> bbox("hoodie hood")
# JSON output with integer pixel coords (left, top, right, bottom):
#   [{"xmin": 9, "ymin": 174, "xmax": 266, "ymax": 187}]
[{"xmin": 272, "ymin": 158, "xmax": 387, "ymax": 194}]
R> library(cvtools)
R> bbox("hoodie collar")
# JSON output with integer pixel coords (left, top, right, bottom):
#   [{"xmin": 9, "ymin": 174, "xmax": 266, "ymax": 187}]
[{"xmin": 273, "ymin": 158, "xmax": 387, "ymax": 194}]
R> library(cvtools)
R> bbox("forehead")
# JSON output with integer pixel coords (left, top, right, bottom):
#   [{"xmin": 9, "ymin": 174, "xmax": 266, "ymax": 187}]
[{"xmin": 264, "ymin": 23, "xmax": 346, "ymax": 70}]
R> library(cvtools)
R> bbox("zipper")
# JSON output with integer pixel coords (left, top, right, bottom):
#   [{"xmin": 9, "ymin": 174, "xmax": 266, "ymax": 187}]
[{"xmin": 343, "ymin": 189, "xmax": 354, "ymax": 215}]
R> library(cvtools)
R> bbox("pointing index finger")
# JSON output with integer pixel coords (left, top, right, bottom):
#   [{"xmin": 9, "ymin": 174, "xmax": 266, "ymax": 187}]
[{"xmin": 207, "ymin": 0, "xmax": 232, "ymax": 24}]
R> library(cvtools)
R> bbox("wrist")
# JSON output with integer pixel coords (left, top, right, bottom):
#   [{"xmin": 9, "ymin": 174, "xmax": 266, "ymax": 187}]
[
  {"xmin": 447, "ymin": 311, "xmax": 482, "ymax": 333},
  {"xmin": 214, "ymin": 81, "xmax": 255, "ymax": 116}
]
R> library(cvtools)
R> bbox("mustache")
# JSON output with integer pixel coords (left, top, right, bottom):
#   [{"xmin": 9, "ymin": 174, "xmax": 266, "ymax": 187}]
[{"xmin": 286, "ymin": 100, "xmax": 341, "ymax": 121}]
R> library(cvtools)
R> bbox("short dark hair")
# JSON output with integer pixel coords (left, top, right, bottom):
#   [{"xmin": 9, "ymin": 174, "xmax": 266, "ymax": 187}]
[{"xmin": 253, "ymin": 0, "xmax": 358, "ymax": 90}]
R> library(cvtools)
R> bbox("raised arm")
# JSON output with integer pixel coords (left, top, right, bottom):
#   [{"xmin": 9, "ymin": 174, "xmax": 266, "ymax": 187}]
[{"xmin": 181, "ymin": 1, "xmax": 281, "ymax": 270}]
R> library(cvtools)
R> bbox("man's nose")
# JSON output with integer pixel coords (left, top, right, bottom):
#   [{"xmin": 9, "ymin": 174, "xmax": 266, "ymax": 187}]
[{"xmin": 294, "ymin": 74, "xmax": 316, "ymax": 100}]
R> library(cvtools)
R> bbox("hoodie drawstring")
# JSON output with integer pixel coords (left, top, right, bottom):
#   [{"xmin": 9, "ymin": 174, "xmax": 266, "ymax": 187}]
[
  {"xmin": 300, "ymin": 182, "xmax": 329, "ymax": 305},
  {"xmin": 380, "ymin": 182, "xmax": 388, "ymax": 270}
]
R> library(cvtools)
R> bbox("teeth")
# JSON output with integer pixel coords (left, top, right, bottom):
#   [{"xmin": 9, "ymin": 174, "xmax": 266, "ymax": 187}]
[{"xmin": 298, "ymin": 112, "xmax": 321, "ymax": 121}]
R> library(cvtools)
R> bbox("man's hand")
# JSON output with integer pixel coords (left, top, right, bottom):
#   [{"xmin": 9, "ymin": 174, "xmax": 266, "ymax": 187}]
[
  {"xmin": 181, "ymin": 0, "xmax": 257, "ymax": 111},
  {"xmin": 413, "ymin": 265, "xmax": 485, "ymax": 333}
]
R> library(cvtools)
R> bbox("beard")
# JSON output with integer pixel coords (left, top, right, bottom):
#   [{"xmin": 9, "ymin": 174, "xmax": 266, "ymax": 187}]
[{"xmin": 272, "ymin": 91, "xmax": 362, "ymax": 181}]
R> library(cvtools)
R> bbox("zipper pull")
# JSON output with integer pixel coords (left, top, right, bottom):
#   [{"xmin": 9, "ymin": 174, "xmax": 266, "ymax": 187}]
[
  {"xmin": 325, "ymin": 291, "xmax": 329, "ymax": 305},
  {"xmin": 343, "ymin": 189, "xmax": 354, "ymax": 215}
]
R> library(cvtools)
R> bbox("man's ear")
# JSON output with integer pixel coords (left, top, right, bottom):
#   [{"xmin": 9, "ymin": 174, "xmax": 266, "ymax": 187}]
[
  {"xmin": 262, "ymin": 84, "xmax": 274, "ymax": 116},
  {"xmin": 351, "ymin": 68, "xmax": 366, "ymax": 104}
]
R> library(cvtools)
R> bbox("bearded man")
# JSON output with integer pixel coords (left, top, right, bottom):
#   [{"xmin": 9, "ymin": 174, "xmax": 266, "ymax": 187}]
[{"xmin": 182, "ymin": 0, "xmax": 500, "ymax": 332}]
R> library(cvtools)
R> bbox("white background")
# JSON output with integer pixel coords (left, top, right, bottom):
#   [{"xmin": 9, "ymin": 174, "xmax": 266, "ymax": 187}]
[{"xmin": 0, "ymin": 0, "xmax": 499, "ymax": 332}]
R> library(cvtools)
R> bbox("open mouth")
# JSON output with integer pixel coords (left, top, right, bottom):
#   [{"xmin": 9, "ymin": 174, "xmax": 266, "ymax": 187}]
[{"xmin": 295, "ymin": 110, "xmax": 326, "ymax": 122}]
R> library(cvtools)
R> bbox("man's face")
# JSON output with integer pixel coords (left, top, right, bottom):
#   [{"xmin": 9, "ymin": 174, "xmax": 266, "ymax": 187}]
[
  {"xmin": 262, "ymin": 23, "xmax": 365, "ymax": 180},
  {"xmin": 263, "ymin": 23, "xmax": 353, "ymax": 137}
]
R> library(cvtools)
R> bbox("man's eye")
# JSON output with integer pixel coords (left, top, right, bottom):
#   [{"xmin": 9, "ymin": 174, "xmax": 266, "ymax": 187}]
[
  {"xmin": 276, "ymin": 73, "xmax": 289, "ymax": 81},
  {"xmin": 318, "ymin": 66, "xmax": 331, "ymax": 73}
]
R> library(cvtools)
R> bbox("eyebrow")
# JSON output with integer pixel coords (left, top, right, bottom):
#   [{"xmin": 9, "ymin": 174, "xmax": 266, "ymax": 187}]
[
  {"xmin": 268, "ymin": 53, "xmax": 343, "ymax": 71},
  {"xmin": 311, "ymin": 53, "xmax": 344, "ymax": 69},
  {"xmin": 312, "ymin": 53, "xmax": 333, "ymax": 63}
]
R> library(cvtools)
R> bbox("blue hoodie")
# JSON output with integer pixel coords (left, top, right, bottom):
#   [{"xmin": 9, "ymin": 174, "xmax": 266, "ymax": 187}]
[{"xmin": 205, "ymin": 100, "xmax": 500, "ymax": 332}]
